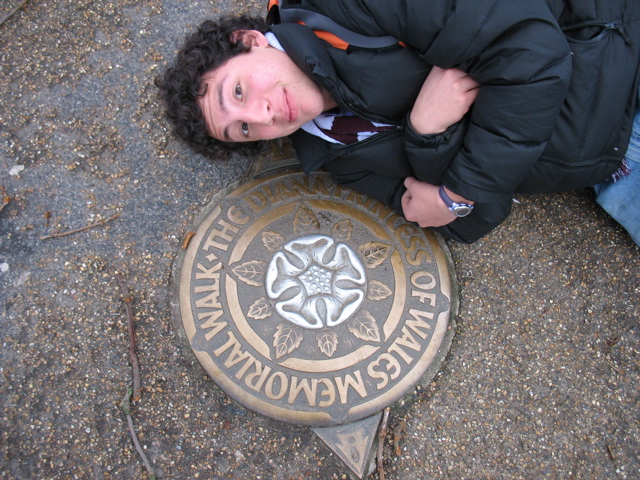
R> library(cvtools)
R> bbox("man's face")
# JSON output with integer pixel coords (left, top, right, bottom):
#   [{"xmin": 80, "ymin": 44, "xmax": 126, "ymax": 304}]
[{"xmin": 198, "ymin": 30, "xmax": 333, "ymax": 143}]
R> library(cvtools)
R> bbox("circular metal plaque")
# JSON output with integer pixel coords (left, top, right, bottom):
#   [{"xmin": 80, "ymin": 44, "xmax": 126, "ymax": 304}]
[{"xmin": 177, "ymin": 172, "xmax": 454, "ymax": 427}]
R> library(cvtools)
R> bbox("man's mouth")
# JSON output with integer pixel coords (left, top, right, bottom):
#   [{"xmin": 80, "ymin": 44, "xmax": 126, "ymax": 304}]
[{"xmin": 285, "ymin": 89, "xmax": 298, "ymax": 123}]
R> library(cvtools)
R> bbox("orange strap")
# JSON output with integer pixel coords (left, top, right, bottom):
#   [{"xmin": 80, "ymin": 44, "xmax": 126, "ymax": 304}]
[
  {"xmin": 269, "ymin": 1, "xmax": 404, "ymax": 51},
  {"xmin": 297, "ymin": 22, "xmax": 349, "ymax": 50}
]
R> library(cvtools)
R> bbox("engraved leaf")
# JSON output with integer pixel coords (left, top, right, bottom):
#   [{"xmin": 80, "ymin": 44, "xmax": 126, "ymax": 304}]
[
  {"xmin": 293, "ymin": 204, "xmax": 319, "ymax": 234},
  {"xmin": 357, "ymin": 241, "xmax": 393, "ymax": 268},
  {"xmin": 367, "ymin": 280, "xmax": 393, "ymax": 301},
  {"xmin": 247, "ymin": 297, "xmax": 273, "ymax": 320},
  {"xmin": 232, "ymin": 260, "xmax": 267, "ymax": 286},
  {"xmin": 262, "ymin": 231, "xmax": 285, "ymax": 252},
  {"xmin": 331, "ymin": 219, "xmax": 353, "ymax": 241},
  {"xmin": 316, "ymin": 331, "xmax": 339, "ymax": 358},
  {"xmin": 273, "ymin": 323, "xmax": 303, "ymax": 359},
  {"xmin": 348, "ymin": 311, "xmax": 381, "ymax": 343}
]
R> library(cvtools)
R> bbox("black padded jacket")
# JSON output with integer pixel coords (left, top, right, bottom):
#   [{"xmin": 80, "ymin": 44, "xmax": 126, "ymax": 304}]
[{"xmin": 269, "ymin": 0, "xmax": 640, "ymax": 242}]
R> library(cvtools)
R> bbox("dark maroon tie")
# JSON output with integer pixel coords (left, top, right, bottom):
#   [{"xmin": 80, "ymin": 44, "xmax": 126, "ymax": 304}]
[{"xmin": 318, "ymin": 115, "xmax": 393, "ymax": 144}]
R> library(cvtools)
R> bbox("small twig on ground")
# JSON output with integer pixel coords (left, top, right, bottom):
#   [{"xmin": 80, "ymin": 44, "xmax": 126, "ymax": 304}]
[
  {"xmin": 0, "ymin": 0, "xmax": 29, "ymax": 27},
  {"xmin": 40, "ymin": 213, "xmax": 120, "ymax": 240},
  {"xmin": 607, "ymin": 444, "xmax": 617, "ymax": 462},
  {"xmin": 120, "ymin": 389, "xmax": 157, "ymax": 480},
  {"xmin": 377, "ymin": 407, "xmax": 391, "ymax": 480},
  {"xmin": 0, "ymin": 186, "xmax": 10, "ymax": 213},
  {"xmin": 116, "ymin": 273, "xmax": 141, "ymax": 401},
  {"xmin": 116, "ymin": 276, "xmax": 153, "ymax": 477}
]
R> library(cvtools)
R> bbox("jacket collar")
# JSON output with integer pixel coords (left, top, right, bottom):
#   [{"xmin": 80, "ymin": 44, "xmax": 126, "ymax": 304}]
[{"xmin": 270, "ymin": 23, "xmax": 349, "ymax": 111}]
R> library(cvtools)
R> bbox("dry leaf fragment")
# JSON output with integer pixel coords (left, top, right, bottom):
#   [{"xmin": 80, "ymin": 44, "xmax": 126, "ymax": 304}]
[
  {"xmin": 393, "ymin": 421, "xmax": 406, "ymax": 456},
  {"xmin": 0, "ymin": 186, "xmax": 11, "ymax": 213},
  {"xmin": 182, "ymin": 231, "xmax": 195, "ymax": 250}
]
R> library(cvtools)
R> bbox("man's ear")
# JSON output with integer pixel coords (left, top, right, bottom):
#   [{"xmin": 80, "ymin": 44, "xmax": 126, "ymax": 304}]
[{"xmin": 230, "ymin": 30, "xmax": 269, "ymax": 48}]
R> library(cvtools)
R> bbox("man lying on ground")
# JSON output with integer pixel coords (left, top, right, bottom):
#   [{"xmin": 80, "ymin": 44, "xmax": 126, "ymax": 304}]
[{"xmin": 156, "ymin": 0, "xmax": 640, "ymax": 246}]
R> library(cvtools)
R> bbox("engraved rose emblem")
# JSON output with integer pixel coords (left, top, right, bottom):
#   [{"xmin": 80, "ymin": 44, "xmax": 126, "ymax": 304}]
[
  {"xmin": 265, "ymin": 235, "xmax": 366, "ymax": 329},
  {"xmin": 233, "ymin": 203, "xmax": 394, "ymax": 358}
]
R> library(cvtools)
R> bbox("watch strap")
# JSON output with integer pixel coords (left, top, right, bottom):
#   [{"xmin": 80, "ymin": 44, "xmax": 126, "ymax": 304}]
[{"xmin": 438, "ymin": 185, "xmax": 474, "ymax": 217}]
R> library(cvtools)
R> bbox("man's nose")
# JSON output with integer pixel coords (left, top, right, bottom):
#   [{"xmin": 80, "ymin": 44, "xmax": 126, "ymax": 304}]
[{"xmin": 248, "ymin": 99, "xmax": 272, "ymax": 125}]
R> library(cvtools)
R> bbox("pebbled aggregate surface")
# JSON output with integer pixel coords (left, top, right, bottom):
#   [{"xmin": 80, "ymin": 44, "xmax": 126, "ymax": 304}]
[{"xmin": 1, "ymin": 1, "xmax": 638, "ymax": 479}]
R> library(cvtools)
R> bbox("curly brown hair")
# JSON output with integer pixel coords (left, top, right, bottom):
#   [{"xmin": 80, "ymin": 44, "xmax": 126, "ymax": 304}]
[{"xmin": 155, "ymin": 15, "xmax": 270, "ymax": 159}]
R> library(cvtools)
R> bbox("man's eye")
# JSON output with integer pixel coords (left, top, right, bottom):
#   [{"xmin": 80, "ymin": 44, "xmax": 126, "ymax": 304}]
[
  {"xmin": 241, "ymin": 123, "xmax": 249, "ymax": 137},
  {"xmin": 235, "ymin": 84, "xmax": 242, "ymax": 99}
]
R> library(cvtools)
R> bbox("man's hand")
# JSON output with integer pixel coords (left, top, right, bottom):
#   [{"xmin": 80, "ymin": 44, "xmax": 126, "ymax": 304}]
[
  {"xmin": 402, "ymin": 178, "xmax": 454, "ymax": 227},
  {"xmin": 409, "ymin": 66, "xmax": 479, "ymax": 135},
  {"xmin": 401, "ymin": 177, "xmax": 474, "ymax": 228}
]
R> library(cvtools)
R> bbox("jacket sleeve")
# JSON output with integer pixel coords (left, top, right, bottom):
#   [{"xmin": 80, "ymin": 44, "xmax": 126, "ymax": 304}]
[
  {"xmin": 402, "ymin": 116, "xmax": 467, "ymax": 185},
  {"xmin": 319, "ymin": 125, "xmax": 466, "ymax": 214},
  {"xmin": 307, "ymin": 0, "xmax": 573, "ymax": 203},
  {"xmin": 324, "ymin": 162, "xmax": 408, "ymax": 214}
]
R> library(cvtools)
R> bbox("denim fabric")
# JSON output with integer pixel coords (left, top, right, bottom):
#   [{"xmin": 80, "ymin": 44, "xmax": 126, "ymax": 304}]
[{"xmin": 594, "ymin": 86, "xmax": 640, "ymax": 246}]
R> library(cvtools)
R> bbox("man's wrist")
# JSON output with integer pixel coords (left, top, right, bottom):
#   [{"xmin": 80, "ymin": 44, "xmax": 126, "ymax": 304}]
[
  {"xmin": 408, "ymin": 110, "xmax": 448, "ymax": 135},
  {"xmin": 438, "ymin": 185, "xmax": 474, "ymax": 217}
]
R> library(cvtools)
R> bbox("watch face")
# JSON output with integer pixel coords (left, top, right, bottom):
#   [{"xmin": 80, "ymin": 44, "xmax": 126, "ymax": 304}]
[{"xmin": 452, "ymin": 205, "xmax": 473, "ymax": 217}]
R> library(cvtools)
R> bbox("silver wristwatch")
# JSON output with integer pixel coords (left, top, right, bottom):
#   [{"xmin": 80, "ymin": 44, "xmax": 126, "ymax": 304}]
[{"xmin": 438, "ymin": 185, "xmax": 474, "ymax": 217}]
